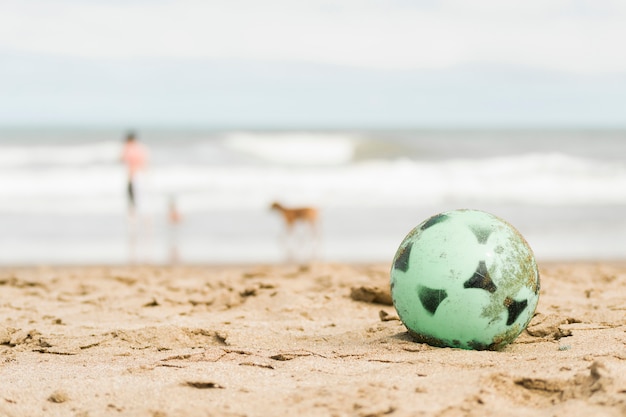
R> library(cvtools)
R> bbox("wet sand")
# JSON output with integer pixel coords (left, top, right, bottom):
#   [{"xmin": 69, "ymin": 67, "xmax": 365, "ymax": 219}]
[{"xmin": 0, "ymin": 262, "xmax": 625, "ymax": 416}]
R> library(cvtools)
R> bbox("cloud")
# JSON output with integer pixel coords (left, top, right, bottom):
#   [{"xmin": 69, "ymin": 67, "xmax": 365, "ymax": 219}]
[{"xmin": 0, "ymin": 0, "xmax": 625, "ymax": 73}]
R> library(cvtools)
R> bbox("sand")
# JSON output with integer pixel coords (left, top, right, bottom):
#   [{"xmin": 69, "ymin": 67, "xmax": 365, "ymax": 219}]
[{"xmin": 0, "ymin": 262, "xmax": 625, "ymax": 416}]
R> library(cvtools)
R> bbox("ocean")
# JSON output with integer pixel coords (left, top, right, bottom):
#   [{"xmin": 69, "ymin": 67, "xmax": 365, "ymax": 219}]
[{"xmin": 1, "ymin": 128, "xmax": 626, "ymax": 265}]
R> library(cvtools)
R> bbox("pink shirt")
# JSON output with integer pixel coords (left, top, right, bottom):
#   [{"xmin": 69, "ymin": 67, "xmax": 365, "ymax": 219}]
[{"xmin": 121, "ymin": 142, "xmax": 148, "ymax": 177}]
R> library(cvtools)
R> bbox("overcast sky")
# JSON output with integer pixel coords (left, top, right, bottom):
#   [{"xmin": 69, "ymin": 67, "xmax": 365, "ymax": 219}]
[{"xmin": 2, "ymin": 0, "xmax": 626, "ymax": 128}]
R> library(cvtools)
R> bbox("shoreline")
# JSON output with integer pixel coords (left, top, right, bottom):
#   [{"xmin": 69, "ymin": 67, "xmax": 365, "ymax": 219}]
[
  {"xmin": 3, "ymin": 258, "xmax": 626, "ymax": 271},
  {"xmin": 1, "ymin": 262, "xmax": 625, "ymax": 416}
]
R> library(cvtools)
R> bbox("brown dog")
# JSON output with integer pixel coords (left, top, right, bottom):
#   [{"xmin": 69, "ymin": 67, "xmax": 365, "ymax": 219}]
[
  {"xmin": 270, "ymin": 201, "xmax": 320, "ymax": 261},
  {"xmin": 270, "ymin": 202, "xmax": 319, "ymax": 232}
]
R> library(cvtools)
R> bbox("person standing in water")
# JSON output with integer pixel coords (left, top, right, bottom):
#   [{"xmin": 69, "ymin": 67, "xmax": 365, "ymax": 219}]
[
  {"xmin": 120, "ymin": 131, "xmax": 148, "ymax": 216},
  {"xmin": 121, "ymin": 131, "xmax": 150, "ymax": 263},
  {"xmin": 168, "ymin": 196, "xmax": 182, "ymax": 264}
]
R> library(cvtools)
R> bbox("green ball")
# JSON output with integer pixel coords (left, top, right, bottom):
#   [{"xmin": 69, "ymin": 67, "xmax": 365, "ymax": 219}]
[{"xmin": 390, "ymin": 209, "xmax": 540, "ymax": 351}]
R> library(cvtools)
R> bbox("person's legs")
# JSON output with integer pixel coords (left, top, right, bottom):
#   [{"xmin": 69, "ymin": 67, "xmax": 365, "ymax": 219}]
[{"xmin": 127, "ymin": 180, "xmax": 135, "ymax": 213}]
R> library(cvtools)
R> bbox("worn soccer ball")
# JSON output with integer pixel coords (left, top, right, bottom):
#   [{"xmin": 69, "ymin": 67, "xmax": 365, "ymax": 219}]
[{"xmin": 390, "ymin": 209, "xmax": 540, "ymax": 351}]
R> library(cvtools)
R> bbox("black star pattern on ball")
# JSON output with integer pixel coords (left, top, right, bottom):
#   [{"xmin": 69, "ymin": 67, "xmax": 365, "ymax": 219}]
[
  {"xmin": 504, "ymin": 298, "xmax": 528, "ymax": 325},
  {"xmin": 393, "ymin": 242, "xmax": 412, "ymax": 272},
  {"xmin": 469, "ymin": 224, "xmax": 493, "ymax": 244},
  {"xmin": 464, "ymin": 261, "xmax": 498, "ymax": 293},
  {"xmin": 420, "ymin": 213, "xmax": 449, "ymax": 231},
  {"xmin": 417, "ymin": 285, "xmax": 448, "ymax": 315}
]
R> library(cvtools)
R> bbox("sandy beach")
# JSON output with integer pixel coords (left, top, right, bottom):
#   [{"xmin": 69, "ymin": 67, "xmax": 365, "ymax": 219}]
[{"xmin": 0, "ymin": 261, "xmax": 624, "ymax": 416}]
